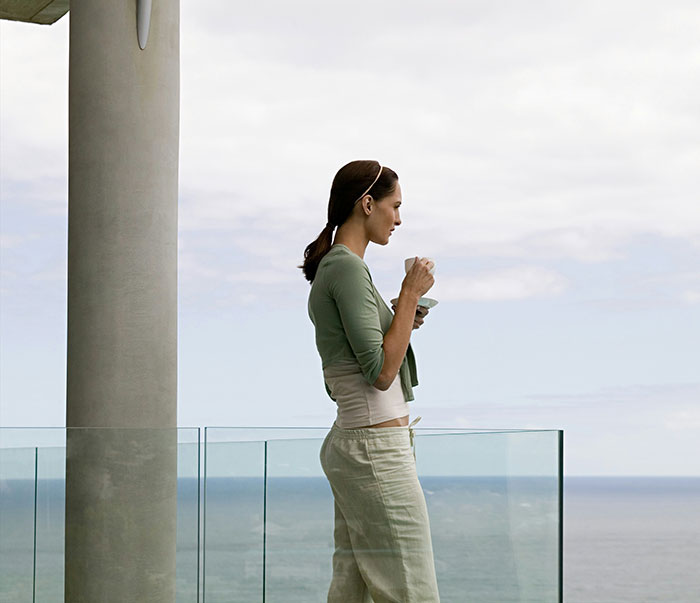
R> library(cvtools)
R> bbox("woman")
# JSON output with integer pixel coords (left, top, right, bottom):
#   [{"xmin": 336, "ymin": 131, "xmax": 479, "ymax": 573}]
[{"xmin": 301, "ymin": 160, "xmax": 440, "ymax": 602}]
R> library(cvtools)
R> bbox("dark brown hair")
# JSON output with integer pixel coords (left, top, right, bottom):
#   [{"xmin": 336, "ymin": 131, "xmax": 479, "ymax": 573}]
[{"xmin": 300, "ymin": 160, "xmax": 399, "ymax": 283}]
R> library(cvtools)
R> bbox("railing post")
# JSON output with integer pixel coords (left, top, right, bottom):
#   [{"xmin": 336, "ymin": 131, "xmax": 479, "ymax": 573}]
[
  {"xmin": 32, "ymin": 447, "xmax": 38, "ymax": 603},
  {"xmin": 558, "ymin": 429, "xmax": 564, "ymax": 603},
  {"xmin": 263, "ymin": 440, "xmax": 268, "ymax": 603}
]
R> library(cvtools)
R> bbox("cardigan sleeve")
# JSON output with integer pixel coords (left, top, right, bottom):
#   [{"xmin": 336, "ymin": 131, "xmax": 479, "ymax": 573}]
[{"xmin": 327, "ymin": 255, "xmax": 386, "ymax": 386}]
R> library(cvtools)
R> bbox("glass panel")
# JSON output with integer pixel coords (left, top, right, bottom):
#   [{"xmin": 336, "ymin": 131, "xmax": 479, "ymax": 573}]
[
  {"xmin": 0, "ymin": 445, "xmax": 36, "ymax": 603},
  {"xmin": 1, "ymin": 426, "xmax": 560, "ymax": 601},
  {"xmin": 0, "ymin": 428, "xmax": 201, "ymax": 602},
  {"xmin": 177, "ymin": 430, "xmax": 201, "ymax": 603},
  {"xmin": 35, "ymin": 444, "xmax": 66, "ymax": 601},
  {"xmin": 202, "ymin": 429, "xmax": 265, "ymax": 603},
  {"xmin": 416, "ymin": 430, "xmax": 561, "ymax": 602},
  {"xmin": 264, "ymin": 437, "xmax": 333, "ymax": 602},
  {"xmin": 256, "ymin": 428, "xmax": 561, "ymax": 603}
]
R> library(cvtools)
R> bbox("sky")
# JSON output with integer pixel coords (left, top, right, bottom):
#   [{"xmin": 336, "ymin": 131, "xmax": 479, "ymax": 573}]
[{"xmin": 1, "ymin": 0, "xmax": 699, "ymax": 475}]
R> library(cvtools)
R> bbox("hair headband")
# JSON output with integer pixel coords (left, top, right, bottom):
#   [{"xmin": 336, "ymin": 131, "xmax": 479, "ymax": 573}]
[
  {"xmin": 326, "ymin": 163, "xmax": 384, "ymax": 229},
  {"xmin": 355, "ymin": 163, "xmax": 383, "ymax": 203}
]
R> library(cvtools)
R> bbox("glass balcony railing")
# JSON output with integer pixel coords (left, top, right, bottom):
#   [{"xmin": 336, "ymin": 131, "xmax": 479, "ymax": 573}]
[
  {"xmin": 1, "ymin": 426, "xmax": 563, "ymax": 602},
  {"xmin": 0, "ymin": 428, "xmax": 201, "ymax": 603},
  {"xmin": 203, "ymin": 427, "xmax": 563, "ymax": 603}
]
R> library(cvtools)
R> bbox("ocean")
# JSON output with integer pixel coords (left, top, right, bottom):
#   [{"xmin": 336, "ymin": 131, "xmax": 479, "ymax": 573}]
[
  {"xmin": 1, "ymin": 476, "xmax": 698, "ymax": 602},
  {"xmin": 564, "ymin": 477, "xmax": 700, "ymax": 603}
]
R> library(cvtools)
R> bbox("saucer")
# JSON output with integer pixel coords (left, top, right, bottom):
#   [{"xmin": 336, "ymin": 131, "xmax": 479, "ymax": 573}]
[{"xmin": 391, "ymin": 297, "xmax": 439, "ymax": 309}]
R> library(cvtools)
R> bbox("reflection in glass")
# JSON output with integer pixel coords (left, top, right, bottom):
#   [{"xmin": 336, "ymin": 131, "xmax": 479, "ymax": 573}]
[
  {"xmin": 0, "ymin": 446, "xmax": 37, "ymax": 603},
  {"xmin": 202, "ymin": 428, "xmax": 562, "ymax": 603},
  {"xmin": 202, "ymin": 433, "xmax": 265, "ymax": 602},
  {"xmin": 0, "ymin": 428, "xmax": 200, "ymax": 602}
]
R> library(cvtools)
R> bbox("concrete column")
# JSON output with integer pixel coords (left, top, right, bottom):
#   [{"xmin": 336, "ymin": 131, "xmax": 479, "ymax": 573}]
[{"xmin": 65, "ymin": 0, "xmax": 179, "ymax": 600}]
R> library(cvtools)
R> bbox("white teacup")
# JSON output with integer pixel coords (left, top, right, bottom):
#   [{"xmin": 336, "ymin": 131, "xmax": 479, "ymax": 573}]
[{"xmin": 405, "ymin": 257, "xmax": 436, "ymax": 275}]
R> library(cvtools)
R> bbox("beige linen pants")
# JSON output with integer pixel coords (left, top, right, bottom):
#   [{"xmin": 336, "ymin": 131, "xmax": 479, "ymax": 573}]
[{"xmin": 320, "ymin": 423, "xmax": 440, "ymax": 603}]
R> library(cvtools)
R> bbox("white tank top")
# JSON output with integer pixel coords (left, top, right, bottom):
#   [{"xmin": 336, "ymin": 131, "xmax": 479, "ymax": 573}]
[{"xmin": 323, "ymin": 361, "xmax": 409, "ymax": 428}]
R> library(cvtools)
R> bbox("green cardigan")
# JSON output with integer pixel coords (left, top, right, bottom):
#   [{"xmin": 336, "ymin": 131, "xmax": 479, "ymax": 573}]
[{"xmin": 308, "ymin": 244, "xmax": 419, "ymax": 402}]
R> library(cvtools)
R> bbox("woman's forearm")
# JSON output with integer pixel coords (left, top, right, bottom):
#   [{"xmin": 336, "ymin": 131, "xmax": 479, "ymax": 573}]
[{"xmin": 373, "ymin": 288, "xmax": 419, "ymax": 390}]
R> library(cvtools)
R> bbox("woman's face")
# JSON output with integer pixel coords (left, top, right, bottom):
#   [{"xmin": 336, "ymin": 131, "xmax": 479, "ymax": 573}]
[{"xmin": 367, "ymin": 182, "xmax": 402, "ymax": 245}]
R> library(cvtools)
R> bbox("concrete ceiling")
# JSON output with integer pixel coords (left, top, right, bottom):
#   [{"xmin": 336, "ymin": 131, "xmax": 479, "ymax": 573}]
[{"xmin": 0, "ymin": 0, "xmax": 69, "ymax": 24}]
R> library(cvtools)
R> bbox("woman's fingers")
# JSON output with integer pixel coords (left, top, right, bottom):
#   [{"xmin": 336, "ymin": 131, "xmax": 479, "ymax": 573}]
[
  {"xmin": 403, "ymin": 257, "xmax": 435, "ymax": 298},
  {"xmin": 413, "ymin": 314, "xmax": 425, "ymax": 329}
]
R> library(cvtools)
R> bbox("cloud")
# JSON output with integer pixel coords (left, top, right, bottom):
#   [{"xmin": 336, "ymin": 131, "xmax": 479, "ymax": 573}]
[
  {"xmin": 176, "ymin": 0, "xmax": 700, "ymax": 255},
  {"xmin": 434, "ymin": 266, "xmax": 567, "ymax": 301},
  {"xmin": 0, "ymin": 20, "xmax": 68, "ymax": 195},
  {"xmin": 635, "ymin": 270, "xmax": 700, "ymax": 306},
  {"xmin": 420, "ymin": 382, "xmax": 700, "ymax": 435},
  {"xmin": 660, "ymin": 273, "xmax": 700, "ymax": 305},
  {"xmin": 4, "ymin": 1, "xmax": 700, "ymax": 272},
  {"xmin": 523, "ymin": 382, "xmax": 700, "ymax": 409},
  {"xmin": 682, "ymin": 290, "xmax": 700, "ymax": 304},
  {"xmin": 4, "ymin": 3, "xmax": 700, "ymax": 309},
  {"xmin": 224, "ymin": 269, "xmax": 297, "ymax": 286},
  {"xmin": 664, "ymin": 408, "xmax": 700, "ymax": 431},
  {"xmin": 0, "ymin": 233, "xmax": 34, "ymax": 249}
]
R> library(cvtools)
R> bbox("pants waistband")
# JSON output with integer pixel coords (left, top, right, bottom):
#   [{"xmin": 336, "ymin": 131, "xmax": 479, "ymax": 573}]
[
  {"xmin": 329, "ymin": 416, "xmax": 421, "ymax": 445},
  {"xmin": 329, "ymin": 422, "xmax": 406, "ymax": 439}
]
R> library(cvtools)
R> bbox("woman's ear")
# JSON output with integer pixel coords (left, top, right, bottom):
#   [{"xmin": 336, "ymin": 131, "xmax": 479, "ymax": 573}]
[{"xmin": 363, "ymin": 195, "xmax": 373, "ymax": 216}]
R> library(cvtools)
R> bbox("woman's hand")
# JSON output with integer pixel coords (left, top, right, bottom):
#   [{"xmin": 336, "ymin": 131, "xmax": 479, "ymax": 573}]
[
  {"xmin": 374, "ymin": 257, "xmax": 434, "ymax": 391},
  {"xmin": 401, "ymin": 257, "xmax": 435, "ymax": 299},
  {"xmin": 413, "ymin": 305, "xmax": 429, "ymax": 329}
]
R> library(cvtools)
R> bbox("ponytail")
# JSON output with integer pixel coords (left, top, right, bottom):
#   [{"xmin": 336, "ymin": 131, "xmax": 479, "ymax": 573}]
[{"xmin": 300, "ymin": 223, "xmax": 335, "ymax": 283}]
